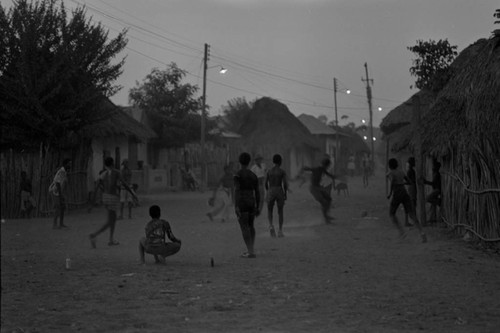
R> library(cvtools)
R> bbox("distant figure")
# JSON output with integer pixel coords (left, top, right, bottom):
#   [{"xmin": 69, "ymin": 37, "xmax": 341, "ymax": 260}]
[
  {"xmin": 405, "ymin": 157, "xmax": 417, "ymax": 227},
  {"xmin": 20, "ymin": 171, "xmax": 35, "ymax": 218},
  {"xmin": 48, "ymin": 158, "xmax": 72, "ymax": 229},
  {"xmin": 362, "ymin": 154, "xmax": 371, "ymax": 187},
  {"xmin": 89, "ymin": 157, "xmax": 137, "ymax": 248},
  {"xmin": 347, "ymin": 155, "xmax": 355, "ymax": 177},
  {"xmin": 139, "ymin": 205, "xmax": 181, "ymax": 265},
  {"xmin": 119, "ymin": 160, "xmax": 133, "ymax": 220},
  {"xmin": 207, "ymin": 165, "xmax": 234, "ymax": 223},
  {"xmin": 234, "ymin": 152, "xmax": 260, "ymax": 258},
  {"xmin": 265, "ymin": 154, "xmax": 288, "ymax": 238},
  {"xmin": 300, "ymin": 157, "xmax": 337, "ymax": 224},
  {"xmin": 386, "ymin": 158, "xmax": 426, "ymax": 243},
  {"xmin": 250, "ymin": 154, "xmax": 266, "ymax": 213},
  {"xmin": 183, "ymin": 165, "xmax": 199, "ymax": 191},
  {"xmin": 423, "ymin": 160, "xmax": 442, "ymax": 224},
  {"xmin": 320, "ymin": 154, "xmax": 334, "ymax": 195}
]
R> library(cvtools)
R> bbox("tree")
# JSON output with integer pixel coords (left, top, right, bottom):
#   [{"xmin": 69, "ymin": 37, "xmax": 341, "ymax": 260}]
[
  {"xmin": 0, "ymin": 0, "xmax": 127, "ymax": 148},
  {"xmin": 128, "ymin": 63, "xmax": 202, "ymax": 148},
  {"xmin": 407, "ymin": 39, "xmax": 457, "ymax": 92},
  {"xmin": 220, "ymin": 97, "xmax": 253, "ymax": 133}
]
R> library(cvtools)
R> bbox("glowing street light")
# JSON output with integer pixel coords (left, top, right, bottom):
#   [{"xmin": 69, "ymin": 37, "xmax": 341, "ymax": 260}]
[{"xmin": 378, "ymin": 106, "xmax": 383, "ymax": 112}]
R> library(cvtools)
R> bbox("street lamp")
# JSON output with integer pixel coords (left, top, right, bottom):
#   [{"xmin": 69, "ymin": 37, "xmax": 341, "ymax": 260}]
[{"xmin": 201, "ymin": 43, "xmax": 227, "ymax": 190}]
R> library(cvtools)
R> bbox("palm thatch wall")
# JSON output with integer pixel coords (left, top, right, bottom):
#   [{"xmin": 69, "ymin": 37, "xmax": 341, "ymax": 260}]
[{"xmin": 420, "ymin": 33, "xmax": 500, "ymax": 241}]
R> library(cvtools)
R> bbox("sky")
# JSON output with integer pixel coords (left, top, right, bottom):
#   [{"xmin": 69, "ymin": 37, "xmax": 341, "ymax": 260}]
[{"xmin": 3, "ymin": 0, "xmax": 499, "ymax": 126}]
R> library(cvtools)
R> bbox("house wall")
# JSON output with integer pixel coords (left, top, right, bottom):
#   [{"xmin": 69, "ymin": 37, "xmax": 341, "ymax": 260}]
[{"xmin": 90, "ymin": 137, "xmax": 129, "ymax": 179}]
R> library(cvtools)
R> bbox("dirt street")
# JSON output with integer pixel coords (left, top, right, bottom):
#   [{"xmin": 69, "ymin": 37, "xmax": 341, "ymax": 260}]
[{"xmin": 2, "ymin": 173, "xmax": 500, "ymax": 333}]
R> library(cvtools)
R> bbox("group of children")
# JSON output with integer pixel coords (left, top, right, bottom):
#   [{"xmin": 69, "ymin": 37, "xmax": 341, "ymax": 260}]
[{"xmin": 47, "ymin": 152, "xmax": 439, "ymax": 265}]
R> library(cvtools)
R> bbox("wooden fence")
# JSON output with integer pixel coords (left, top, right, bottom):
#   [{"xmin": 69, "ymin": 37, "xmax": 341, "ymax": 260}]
[{"xmin": 1, "ymin": 143, "xmax": 91, "ymax": 219}]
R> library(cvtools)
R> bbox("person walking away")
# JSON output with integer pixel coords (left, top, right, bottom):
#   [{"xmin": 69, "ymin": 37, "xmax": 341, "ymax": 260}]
[
  {"xmin": 386, "ymin": 158, "xmax": 427, "ymax": 243},
  {"xmin": 234, "ymin": 152, "xmax": 260, "ymax": 258},
  {"xmin": 89, "ymin": 157, "xmax": 137, "ymax": 248},
  {"xmin": 347, "ymin": 155, "xmax": 356, "ymax": 177},
  {"xmin": 405, "ymin": 157, "xmax": 417, "ymax": 226},
  {"xmin": 250, "ymin": 154, "xmax": 266, "ymax": 213},
  {"xmin": 423, "ymin": 160, "xmax": 442, "ymax": 224},
  {"xmin": 320, "ymin": 154, "xmax": 334, "ymax": 196},
  {"xmin": 48, "ymin": 159, "xmax": 72, "ymax": 229},
  {"xmin": 20, "ymin": 171, "xmax": 36, "ymax": 218},
  {"xmin": 207, "ymin": 165, "xmax": 234, "ymax": 222},
  {"xmin": 139, "ymin": 205, "xmax": 181, "ymax": 264},
  {"xmin": 265, "ymin": 154, "xmax": 288, "ymax": 237},
  {"xmin": 299, "ymin": 157, "xmax": 337, "ymax": 224},
  {"xmin": 362, "ymin": 154, "xmax": 371, "ymax": 188},
  {"xmin": 119, "ymin": 160, "xmax": 134, "ymax": 220}
]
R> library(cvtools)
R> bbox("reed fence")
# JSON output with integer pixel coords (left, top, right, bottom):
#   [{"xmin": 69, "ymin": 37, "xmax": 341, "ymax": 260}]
[
  {"xmin": 440, "ymin": 143, "xmax": 500, "ymax": 242},
  {"xmin": 1, "ymin": 142, "xmax": 92, "ymax": 219}
]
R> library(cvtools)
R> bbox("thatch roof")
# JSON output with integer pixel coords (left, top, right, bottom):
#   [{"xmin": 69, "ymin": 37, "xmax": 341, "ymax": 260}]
[
  {"xmin": 420, "ymin": 33, "xmax": 500, "ymax": 156},
  {"xmin": 81, "ymin": 101, "xmax": 156, "ymax": 142},
  {"xmin": 298, "ymin": 114, "xmax": 349, "ymax": 136},
  {"xmin": 379, "ymin": 90, "xmax": 436, "ymax": 152},
  {"xmin": 238, "ymin": 97, "xmax": 320, "ymax": 151}
]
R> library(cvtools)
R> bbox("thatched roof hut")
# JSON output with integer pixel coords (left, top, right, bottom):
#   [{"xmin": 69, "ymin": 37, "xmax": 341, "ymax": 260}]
[
  {"xmin": 238, "ymin": 97, "xmax": 320, "ymax": 176},
  {"xmin": 421, "ymin": 32, "xmax": 500, "ymax": 241},
  {"xmin": 420, "ymin": 35, "xmax": 500, "ymax": 156},
  {"xmin": 238, "ymin": 97, "xmax": 320, "ymax": 150},
  {"xmin": 379, "ymin": 89, "xmax": 436, "ymax": 153},
  {"xmin": 82, "ymin": 102, "xmax": 156, "ymax": 142}
]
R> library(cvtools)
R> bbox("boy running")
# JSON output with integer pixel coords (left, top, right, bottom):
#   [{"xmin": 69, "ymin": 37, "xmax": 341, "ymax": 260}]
[
  {"xmin": 89, "ymin": 157, "xmax": 137, "ymax": 248},
  {"xmin": 265, "ymin": 154, "xmax": 288, "ymax": 237},
  {"xmin": 387, "ymin": 158, "xmax": 427, "ymax": 243},
  {"xmin": 300, "ymin": 157, "xmax": 336, "ymax": 224}
]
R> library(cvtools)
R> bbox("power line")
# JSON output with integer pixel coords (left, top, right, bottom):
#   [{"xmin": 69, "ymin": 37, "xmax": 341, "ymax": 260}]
[{"xmin": 67, "ymin": 0, "xmax": 404, "ymax": 113}]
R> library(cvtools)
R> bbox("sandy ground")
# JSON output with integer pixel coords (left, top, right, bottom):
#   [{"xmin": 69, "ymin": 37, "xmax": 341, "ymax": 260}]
[{"xmin": 2, "ymin": 173, "xmax": 500, "ymax": 333}]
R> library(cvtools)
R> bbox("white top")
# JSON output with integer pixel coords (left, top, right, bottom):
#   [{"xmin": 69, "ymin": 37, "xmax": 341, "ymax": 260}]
[{"xmin": 251, "ymin": 163, "xmax": 266, "ymax": 179}]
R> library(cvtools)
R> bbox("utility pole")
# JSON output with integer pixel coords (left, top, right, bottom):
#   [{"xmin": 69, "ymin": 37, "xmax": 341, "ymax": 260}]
[
  {"xmin": 362, "ymin": 62, "xmax": 374, "ymax": 166},
  {"xmin": 333, "ymin": 77, "xmax": 339, "ymax": 174},
  {"xmin": 201, "ymin": 43, "xmax": 209, "ymax": 190}
]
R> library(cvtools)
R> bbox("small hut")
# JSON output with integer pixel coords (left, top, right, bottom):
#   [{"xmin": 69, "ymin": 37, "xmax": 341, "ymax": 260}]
[
  {"xmin": 238, "ymin": 97, "xmax": 321, "ymax": 177},
  {"xmin": 420, "ymin": 32, "xmax": 500, "ymax": 241}
]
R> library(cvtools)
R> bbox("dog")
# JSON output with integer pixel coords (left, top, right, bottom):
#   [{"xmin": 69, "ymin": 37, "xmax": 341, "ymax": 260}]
[{"xmin": 334, "ymin": 182, "xmax": 349, "ymax": 196}]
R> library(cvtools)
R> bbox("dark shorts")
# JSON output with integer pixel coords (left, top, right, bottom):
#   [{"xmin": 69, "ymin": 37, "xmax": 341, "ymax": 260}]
[
  {"xmin": 267, "ymin": 187, "xmax": 285, "ymax": 208},
  {"xmin": 390, "ymin": 189, "xmax": 413, "ymax": 216},
  {"xmin": 52, "ymin": 194, "xmax": 66, "ymax": 211},
  {"xmin": 142, "ymin": 238, "xmax": 181, "ymax": 257}
]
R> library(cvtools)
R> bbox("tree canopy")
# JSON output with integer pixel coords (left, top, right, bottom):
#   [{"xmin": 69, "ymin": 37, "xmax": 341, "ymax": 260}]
[
  {"xmin": 128, "ymin": 63, "xmax": 202, "ymax": 148},
  {"xmin": 0, "ymin": 0, "xmax": 128, "ymax": 149},
  {"xmin": 407, "ymin": 39, "xmax": 457, "ymax": 92},
  {"xmin": 219, "ymin": 97, "xmax": 253, "ymax": 133}
]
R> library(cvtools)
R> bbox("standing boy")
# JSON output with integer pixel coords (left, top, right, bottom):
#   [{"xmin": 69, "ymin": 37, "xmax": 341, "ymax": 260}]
[
  {"xmin": 139, "ymin": 205, "xmax": 181, "ymax": 264},
  {"xmin": 265, "ymin": 154, "xmax": 288, "ymax": 238},
  {"xmin": 234, "ymin": 152, "xmax": 260, "ymax": 258},
  {"xmin": 119, "ymin": 160, "xmax": 133, "ymax": 220},
  {"xmin": 89, "ymin": 157, "xmax": 137, "ymax": 248},
  {"xmin": 300, "ymin": 158, "xmax": 336, "ymax": 224},
  {"xmin": 207, "ymin": 165, "xmax": 234, "ymax": 223},
  {"xmin": 387, "ymin": 158, "xmax": 427, "ymax": 243},
  {"xmin": 405, "ymin": 157, "xmax": 417, "ymax": 226},
  {"xmin": 250, "ymin": 154, "xmax": 266, "ymax": 213},
  {"xmin": 423, "ymin": 160, "xmax": 442, "ymax": 224},
  {"xmin": 49, "ymin": 158, "xmax": 72, "ymax": 229}
]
